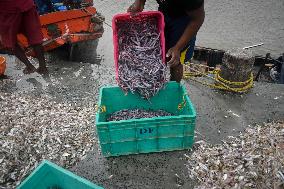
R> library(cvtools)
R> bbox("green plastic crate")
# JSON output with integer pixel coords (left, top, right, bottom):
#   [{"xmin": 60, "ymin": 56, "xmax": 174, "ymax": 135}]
[
  {"xmin": 96, "ymin": 82, "xmax": 196, "ymax": 157},
  {"xmin": 17, "ymin": 160, "xmax": 104, "ymax": 189}
]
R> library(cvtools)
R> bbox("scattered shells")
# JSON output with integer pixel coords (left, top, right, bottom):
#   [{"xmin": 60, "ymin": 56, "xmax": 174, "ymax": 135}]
[
  {"xmin": 187, "ymin": 122, "xmax": 284, "ymax": 189},
  {"xmin": 0, "ymin": 92, "xmax": 95, "ymax": 188},
  {"xmin": 108, "ymin": 175, "xmax": 113, "ymax": 179}
]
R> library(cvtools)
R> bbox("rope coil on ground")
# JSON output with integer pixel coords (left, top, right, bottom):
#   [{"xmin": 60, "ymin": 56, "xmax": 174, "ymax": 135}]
[{"xmin": 183, "ymin": 62, "xmax": 254, "ymax": 93}]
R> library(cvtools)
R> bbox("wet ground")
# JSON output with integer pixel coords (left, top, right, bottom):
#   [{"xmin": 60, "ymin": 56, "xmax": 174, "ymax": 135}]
[
  {"xmin": 1, "ymin": 0, "xmax": 284, "ymax": 188},
  {"xmin": 93, "ymin": 0, "xmax": 284, "ymax": 57},
  {"xmin": 1, "ymin": 50, "xmax": 284, "ymax": 189},
  {"xmin": 71, "ymin": 82, "xmax": 284, "ymax": 189},
  {"xmin": 198, "ymin": 0, "xmax": 284, "ymax": 57}
]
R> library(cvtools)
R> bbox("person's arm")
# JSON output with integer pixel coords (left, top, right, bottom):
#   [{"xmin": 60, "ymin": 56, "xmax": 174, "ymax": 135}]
[
  {"xmin": 127, "ymin": 0, "xmax": 146, "ymax": 13},
  {"xmin": 167, "ymin": 3, "xmax": 205, "ymax": 67}
]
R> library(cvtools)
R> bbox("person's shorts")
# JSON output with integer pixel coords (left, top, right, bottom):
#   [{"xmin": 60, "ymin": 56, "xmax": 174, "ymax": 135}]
[
  {"xmin": 0, "ymin": 6, "xmax": 43, "ymax": 49},
  {"xmin": 163, "ymin": 14, "xmax": 196, "ymax": 63}
]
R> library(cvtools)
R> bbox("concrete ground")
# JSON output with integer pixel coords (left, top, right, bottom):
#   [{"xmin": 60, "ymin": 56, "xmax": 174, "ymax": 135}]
[
  {"xmin": 197, "ymin": 0, "xmax": 284, "ymax": 57},
  {"xmin": 1, "ymin": 0, "xmax": 284, "ymax": 188},
  {"xmin": 94, "ymin": 0, "xmax": 284, "ymax": 57},
  {"xmin": 2, "ymin": 52, "xmax": 283, "ymax": 189},
  {"xmin": 71, "ymin": 80, "xmax": 284, "ymax": 189}
]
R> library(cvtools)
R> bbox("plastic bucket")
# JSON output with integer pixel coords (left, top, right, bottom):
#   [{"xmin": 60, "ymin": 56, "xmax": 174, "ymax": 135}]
[{"xmin": 0, "ymin": 56, "xmax": 6, "ymax": 75}]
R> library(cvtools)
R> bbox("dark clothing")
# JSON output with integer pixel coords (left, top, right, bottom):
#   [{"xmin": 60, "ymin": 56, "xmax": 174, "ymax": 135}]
[
  {"xmin": 0, "ymin": 0, "xmax": 35, "ymax": 13},
  {"xmin": 164, "ymin": 14, "xmax": 196, "ymax": 62},
  {"xmin": 34, "ymin": 0, "xmax": 54, "ymax": 15},
  {"xmin": 157, "ymin": 0, "xmax": 204, "ymax": 62},
  {"xmin": 157, "ymin": 0, "xmax": 204, "ymax": 17},
  {"xmin": 0, "ymin": 6, "xmax": 43, "ymax": 48}
]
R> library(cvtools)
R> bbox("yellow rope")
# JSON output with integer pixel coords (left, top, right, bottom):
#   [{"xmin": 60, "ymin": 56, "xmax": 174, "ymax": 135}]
[
  {"xmin": 177, "ymin": 94, "xmax": 187, "ymax": 110},
  {"xmin": 95, "ymin": 105, "xmax": 107, "ymax": 113},
  {"xmin": 183, "ymin": 62, "xmax": 254, "ymax": 93}
]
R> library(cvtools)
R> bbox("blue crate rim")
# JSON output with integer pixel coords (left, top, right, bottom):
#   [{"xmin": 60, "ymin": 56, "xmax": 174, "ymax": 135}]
[
  {"xmin": 17, "ymin": 160, "xmax": 104, "ymax": 189},
  {"xmin": 96, "ymin": 82, "xmax": 196, "ymax": 125}
]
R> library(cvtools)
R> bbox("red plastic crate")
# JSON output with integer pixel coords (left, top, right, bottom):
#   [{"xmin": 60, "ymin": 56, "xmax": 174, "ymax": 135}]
[{"xmin": 112, "ymin": 11, "xmax": 166, "ymax": 83}]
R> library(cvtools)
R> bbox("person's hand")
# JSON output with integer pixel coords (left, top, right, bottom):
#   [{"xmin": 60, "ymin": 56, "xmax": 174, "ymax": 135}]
[
  {"xmin": 166, "ymin": 47, "xmax": 181, "ymax": 68},
  {"xmin": 127, "ymin": 0, "xmax": 144, "ymax": 14}
]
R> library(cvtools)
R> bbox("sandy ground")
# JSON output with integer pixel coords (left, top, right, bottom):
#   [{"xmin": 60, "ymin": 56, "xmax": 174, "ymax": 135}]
[{"xmin": 0, "ymin": 0, "xmax": 284, "ymax": 188}]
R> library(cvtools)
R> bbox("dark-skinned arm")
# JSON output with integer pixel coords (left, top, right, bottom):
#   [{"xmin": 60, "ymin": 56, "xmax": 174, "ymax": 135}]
[
  {"xmin": 127, "ymin": 0, "xmax": 146, "ymax": 13},
  {"xmin": 167, "ymin": 3, "xmax": 205, "ymax": 67}
]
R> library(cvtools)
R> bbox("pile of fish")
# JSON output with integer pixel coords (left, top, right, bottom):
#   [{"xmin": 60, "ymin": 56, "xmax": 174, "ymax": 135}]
[
  {"xmin": 117, "ymin": 17, "xmax": 167, "ymax": 99},
  {"xmin": 0, "ymin": 92, "xmax": 95, "ymax": 189},
  {"xmin": 107, "ymin": 109, "xmax": 173, "ymax": 122},
  {"xmin": 187, "ymin": 122, "xmax": 284, "ymax": 189}
]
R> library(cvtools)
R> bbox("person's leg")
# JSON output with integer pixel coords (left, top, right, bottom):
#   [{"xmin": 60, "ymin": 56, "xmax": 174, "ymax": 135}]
[
  {"xmin": 32, "ymin": 44, "xmax": 47, "ymax": 73},
  {"xmin": 22, "ymin": 6, "xmax": 47, "ymax": 74},
  {"xmin": 0, "ymin": 12, "xmax": 36, "ymax": 74},
  {"xmin": 170, "ymin": 63, "xmax": 183, "ymax": 82},
  {"xmin": 14, "ymin": 44, "xmax": 36, "ymax": 73}
]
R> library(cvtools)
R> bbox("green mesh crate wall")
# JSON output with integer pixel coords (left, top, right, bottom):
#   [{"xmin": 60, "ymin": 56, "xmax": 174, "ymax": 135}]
[
  {"xmin": 96, "ymin": 82, "xmax": 196, "ymax": 157},
  {"xmin": 17, "ymin": 160, "xmax": 104, "ymax": 189}
]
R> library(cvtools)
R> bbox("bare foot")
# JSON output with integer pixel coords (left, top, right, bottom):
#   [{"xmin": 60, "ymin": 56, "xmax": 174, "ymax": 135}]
[
  {"xmin": 23, "ymin": 66, "xmax": 36, "ymax": 74},
  {"xmin": 37, "ymin": 66, "xmax": 48, "ymax": 74}
]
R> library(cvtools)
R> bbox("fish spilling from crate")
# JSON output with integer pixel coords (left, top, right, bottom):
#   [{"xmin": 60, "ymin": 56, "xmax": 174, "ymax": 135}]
[
  {"xmin": 116, "ymin": 17, "xmax": 167, "ymax": 99},
  {"xmin": 107, "ymin": 109, "xmax": 173, "ymax": 122}
]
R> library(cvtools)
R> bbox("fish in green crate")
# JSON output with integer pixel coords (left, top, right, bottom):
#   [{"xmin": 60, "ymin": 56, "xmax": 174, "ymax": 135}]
[{"xmin": 107, "ymin": 109, "xmax": 173, "ymax": 121}]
